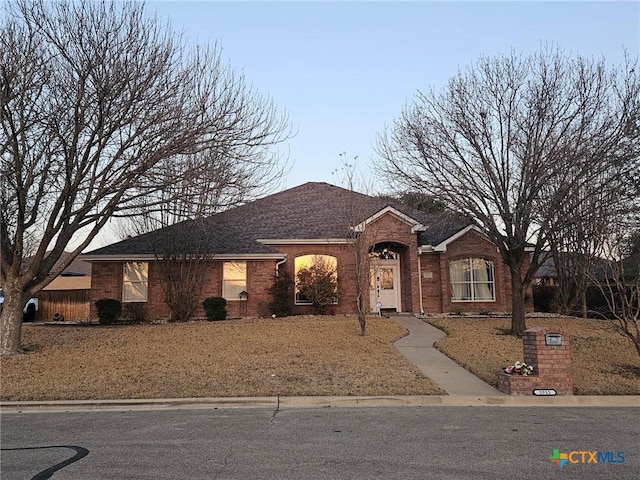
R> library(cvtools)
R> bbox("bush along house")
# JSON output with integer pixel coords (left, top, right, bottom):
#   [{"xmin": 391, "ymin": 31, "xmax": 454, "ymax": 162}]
[{"xmin": 82, "ymin": 182, "xmax": 521, "ymax": 320}]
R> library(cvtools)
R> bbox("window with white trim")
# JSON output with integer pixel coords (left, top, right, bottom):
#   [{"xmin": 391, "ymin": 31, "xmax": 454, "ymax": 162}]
[
  {"xmin": 123, "ymin": 262, "xmax": 148, "ymax": 302},
  {"xmin": 450, "ymin": 258, "xmax": 495, "ymax": 301},
  {"xmin": 223, "ymin": 261, "xmax": 247, "ymax": 300}
]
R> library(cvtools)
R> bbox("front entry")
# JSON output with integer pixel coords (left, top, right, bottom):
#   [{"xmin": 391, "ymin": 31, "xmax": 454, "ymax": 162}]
[{"xmin": 370, "ymin": 258, "xmax": 401, "ymax": 312}]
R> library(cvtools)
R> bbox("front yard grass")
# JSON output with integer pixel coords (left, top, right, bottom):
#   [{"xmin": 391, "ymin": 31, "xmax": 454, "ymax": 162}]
[
  {"xmin": 1, "ymin": 316, "xmax": 443, "ymax": 401},
  {"xmin": 3, "ymin": 315, "xmax": 638, "ymax": 401},
  {"xmin": 430, "ymin": 316, "xmax": 640, "ymax": 395}
]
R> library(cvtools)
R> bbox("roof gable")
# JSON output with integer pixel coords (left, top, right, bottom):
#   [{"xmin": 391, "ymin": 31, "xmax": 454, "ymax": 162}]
[
  {"xmin": 419, "ymin": 225, "xmax": 490, "ymax": 253},
  {"xmin": 353, "ymin": 206, "xmax": 426, "ymax": 233}
]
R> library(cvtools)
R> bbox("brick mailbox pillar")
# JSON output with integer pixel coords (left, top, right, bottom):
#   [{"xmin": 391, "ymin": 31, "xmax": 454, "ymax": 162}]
[{"xmin": 498, "ymin": 327, "xmax": 573, "ymax": 396}]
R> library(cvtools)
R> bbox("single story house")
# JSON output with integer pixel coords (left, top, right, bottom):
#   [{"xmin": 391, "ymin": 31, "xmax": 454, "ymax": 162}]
[{"xmin": 82, "ymin": 182, "xmax": 522, "ymax": 319}]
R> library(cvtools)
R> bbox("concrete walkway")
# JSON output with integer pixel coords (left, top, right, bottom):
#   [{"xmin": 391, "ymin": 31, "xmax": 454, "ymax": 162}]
[{"xmin": 392, "ymin": 315, "xmax": 506, "ymax": 397}]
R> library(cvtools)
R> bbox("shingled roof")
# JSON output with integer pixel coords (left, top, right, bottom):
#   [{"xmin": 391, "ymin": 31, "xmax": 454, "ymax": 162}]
[{"xmin": 83, "ymin": 182, "xmax": 469, "ymax": 258}]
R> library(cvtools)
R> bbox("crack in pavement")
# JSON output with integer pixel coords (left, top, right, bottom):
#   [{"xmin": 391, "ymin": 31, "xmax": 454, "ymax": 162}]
[{"xmin": 212, "ymin": 402, "xmax": 281, "ymax": 479}]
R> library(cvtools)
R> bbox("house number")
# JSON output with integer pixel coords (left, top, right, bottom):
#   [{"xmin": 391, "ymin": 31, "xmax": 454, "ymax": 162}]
[{"xmin": 532, "ymin": 389, "xmax": 557, "ymax": 396}]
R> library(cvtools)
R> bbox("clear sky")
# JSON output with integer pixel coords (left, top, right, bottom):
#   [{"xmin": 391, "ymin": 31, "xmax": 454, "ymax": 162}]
[{"xmin": 149, "ymin": 0, "xmax": 640, "ymax": 193}]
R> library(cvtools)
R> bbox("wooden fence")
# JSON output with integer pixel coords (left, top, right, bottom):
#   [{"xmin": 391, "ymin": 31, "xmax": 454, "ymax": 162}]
[{"xmin": 36, "ymin": 290, "xmax": 90, "ymax": 321}]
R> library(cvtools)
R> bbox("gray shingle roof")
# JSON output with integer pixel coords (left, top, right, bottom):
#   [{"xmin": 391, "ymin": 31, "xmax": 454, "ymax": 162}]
[{"xmin": 84, "ymin": 182, "xmax": 469, "ymax": 257}]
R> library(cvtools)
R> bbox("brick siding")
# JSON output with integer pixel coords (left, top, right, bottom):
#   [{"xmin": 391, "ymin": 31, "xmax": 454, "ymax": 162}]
[{"xmin": 89, "ymin": 214, "xmax": 529, "ymax": 319}]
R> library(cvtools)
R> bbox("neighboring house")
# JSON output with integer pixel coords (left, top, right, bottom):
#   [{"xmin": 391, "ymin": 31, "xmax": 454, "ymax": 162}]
[
  {"xmin": 82, "ymin": 182, "xmax": 523, "ymax": 319},
  {"xmin": 621, "ymin": 253, "xmax": 640, "ymax": 282},
  {"xmin": 532, "ymin": 253, "xmax": 557, "ymax": 286},
  {"xmin": 594, "ymin": 252, "xmax": 640, "ymax": 285},
  {"xmin": 532, "ymin": 252, "xmax": 626, "ymax": 287},
  {"xmin": 39, "ymin": 253, "xmax": 92, "ymax": 321},
  {"xmin": 11, "ymin": 252, "xmax": 92, "ymax": 321}
]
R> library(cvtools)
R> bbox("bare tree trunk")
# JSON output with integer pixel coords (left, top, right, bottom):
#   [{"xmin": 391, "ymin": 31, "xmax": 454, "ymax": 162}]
[
  {"xmin": 510, "ymin": 267, "xmax": 527, "ymax": 336},
  {"xmin": 353, "ymin": 236, "xmax": 370, "ymax": 336},
  {"xmin": 0, "ymin": 284, "xmax": 26, "ymax": 357},
  {"xmin": 357, "ymin": 311, "xmax": 366, "ymax": 336}
]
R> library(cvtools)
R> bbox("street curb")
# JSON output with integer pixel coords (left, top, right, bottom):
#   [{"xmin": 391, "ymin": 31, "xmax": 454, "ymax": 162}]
[{"xmin": 2, "ymin": 395, "xmax": 639, "ymax": 413}]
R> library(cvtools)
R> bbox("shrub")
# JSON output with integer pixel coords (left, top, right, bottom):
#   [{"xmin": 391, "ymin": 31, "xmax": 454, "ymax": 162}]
[
  {"xmin": 585, "ymin": 285, "xmax": 615, "ymax": 319},
  {"xmin": 123, "ymin": 302, "xmax": 147, "ymax": 324},
  {"xmin": 269, "ymin": 271, "xmax": 293, "ymax": 317},
  {"xmin": 95, "ymin": 298, "xmax": 122, "ymax": 325},
  {"xmin": 202, "ymin": 297, "xmax": 227, "ymax": 321},
  {"xmin": 532, "ymin": 285, "xmax": 560, "ymax": 313}
]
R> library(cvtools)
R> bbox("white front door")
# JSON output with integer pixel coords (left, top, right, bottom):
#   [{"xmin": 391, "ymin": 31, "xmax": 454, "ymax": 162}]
[{"xmin": 370, "ymin": 259, "xmax": 401, "ymax": 312}]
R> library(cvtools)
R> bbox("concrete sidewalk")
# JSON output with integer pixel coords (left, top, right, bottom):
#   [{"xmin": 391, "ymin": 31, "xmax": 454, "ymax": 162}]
[{"xmin": 392, "ymin": 315, "xmax": 506, "ymax": 396}]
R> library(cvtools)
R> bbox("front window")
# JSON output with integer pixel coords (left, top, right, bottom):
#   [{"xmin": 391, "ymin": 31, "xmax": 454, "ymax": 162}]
[
  {"xmin": 450, "ymin": 258, "xmax": 495, "ymax": 301},
  {"xmin": 223, "ymin": 262, "xmax": 247, "ymax": 300},
  {"xmin": 295, "ymin": 254, "xmax": 338, "ymax": 305},
  {"xmin": 123, "ymin": 262, "xmax": 148, "ymax": 302}
]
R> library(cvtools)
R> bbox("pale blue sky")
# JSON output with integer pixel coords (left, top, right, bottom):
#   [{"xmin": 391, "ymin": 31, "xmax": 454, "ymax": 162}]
[{"xmin": 149, "ymin": 0, "xmax": 640, "ymax": 192}]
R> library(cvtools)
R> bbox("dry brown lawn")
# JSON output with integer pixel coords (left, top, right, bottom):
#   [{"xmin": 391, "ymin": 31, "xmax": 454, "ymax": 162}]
[
  {"xmin": 430, "ymin": 316, "xmax": 640, "ymax": 395},
  {"xmin": 1, "ymin": 316, "xmax": 443, "ymax": 401}
]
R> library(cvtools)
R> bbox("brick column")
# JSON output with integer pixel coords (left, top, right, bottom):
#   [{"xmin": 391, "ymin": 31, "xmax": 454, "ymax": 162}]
[{"xmin": 498, "ymin": 327, "xmax": 573, "ymax": 396}]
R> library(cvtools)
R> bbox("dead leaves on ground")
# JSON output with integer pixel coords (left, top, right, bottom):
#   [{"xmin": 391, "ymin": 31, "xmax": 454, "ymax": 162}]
[{"xmin": 1, "ymin": 316, "xmax": 443, "ymax": 401}]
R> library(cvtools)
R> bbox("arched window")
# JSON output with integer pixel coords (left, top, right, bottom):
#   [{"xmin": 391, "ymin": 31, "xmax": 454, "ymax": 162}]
[
  {"xmin": 369, "ymin": 248, "xmax": 398, "ymax": 260},
  {"xmin": 450, "ymin": 258, "xmax": 495, "ymax": 301},
  {"xmin": 294, "ymin": 254, "xmax": 338, "ymax": 305}
]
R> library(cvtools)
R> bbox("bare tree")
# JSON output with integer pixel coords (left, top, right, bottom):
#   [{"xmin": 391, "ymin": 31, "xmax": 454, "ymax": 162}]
[
  {"xmin": 350, "ymin": 220, "xmax": 392, "ymax": 336},
  {"xmin": 0, "ymin": 0, "xmax": 290, "ymax": 356},
  {"xmin": 590, "ymin": 226, "xmax": 640, "ymax": 358},
  {"xmin": 547, "ymin": 108, "xmax": 640, "ymax": 317},
  {"xmin": 333, "ymin": 153, "xmax": 382, "ymax": 336},
  {"xmin": 623, "ymin": 229, "xmax": 640, "ymax": 257},
  {"xmin": 378, "ymin": 191, "xmax": 449, "ymax": 215},
  {"xmin": 376, "ymin": 48, "xmax": 639, "ymax": 335},
  {"xmin": 546, "ymin": 170, "xmax": 628, "ymax": 317}
]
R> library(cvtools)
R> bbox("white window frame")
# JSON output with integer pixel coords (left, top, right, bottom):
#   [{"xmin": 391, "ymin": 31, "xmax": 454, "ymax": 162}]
[
  {"xmin": 223, "ymin": 261, "xmax": 247, "ymax": 301},
  {"xmin": 450, "ymin": 258, "xmax": 495, "ymax": 302},
  {"xmin": 122, "ymin": 262, "xmax": 148, "ymax": 302}
]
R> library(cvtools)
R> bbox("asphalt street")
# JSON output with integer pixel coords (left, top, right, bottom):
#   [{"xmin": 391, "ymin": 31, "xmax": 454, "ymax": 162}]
[{"xmin": 1, "ymin": 406, "xmax": 638, "ymax": 479}]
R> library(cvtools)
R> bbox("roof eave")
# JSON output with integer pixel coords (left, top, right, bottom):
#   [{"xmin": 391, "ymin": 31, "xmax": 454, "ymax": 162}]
[
  {"xmin": 257, "ymin": 238, "xmax": 351, "ymax": 245},
  {"xmin": 81, "ymin": 253, "xmax": 287, "ymax": 262}
]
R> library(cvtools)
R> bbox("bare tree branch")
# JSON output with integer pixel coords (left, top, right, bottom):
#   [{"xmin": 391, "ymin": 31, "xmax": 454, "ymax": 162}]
[{"xmin": 588, "ymin": 227, "xmax": 640, "ymax": 359}]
